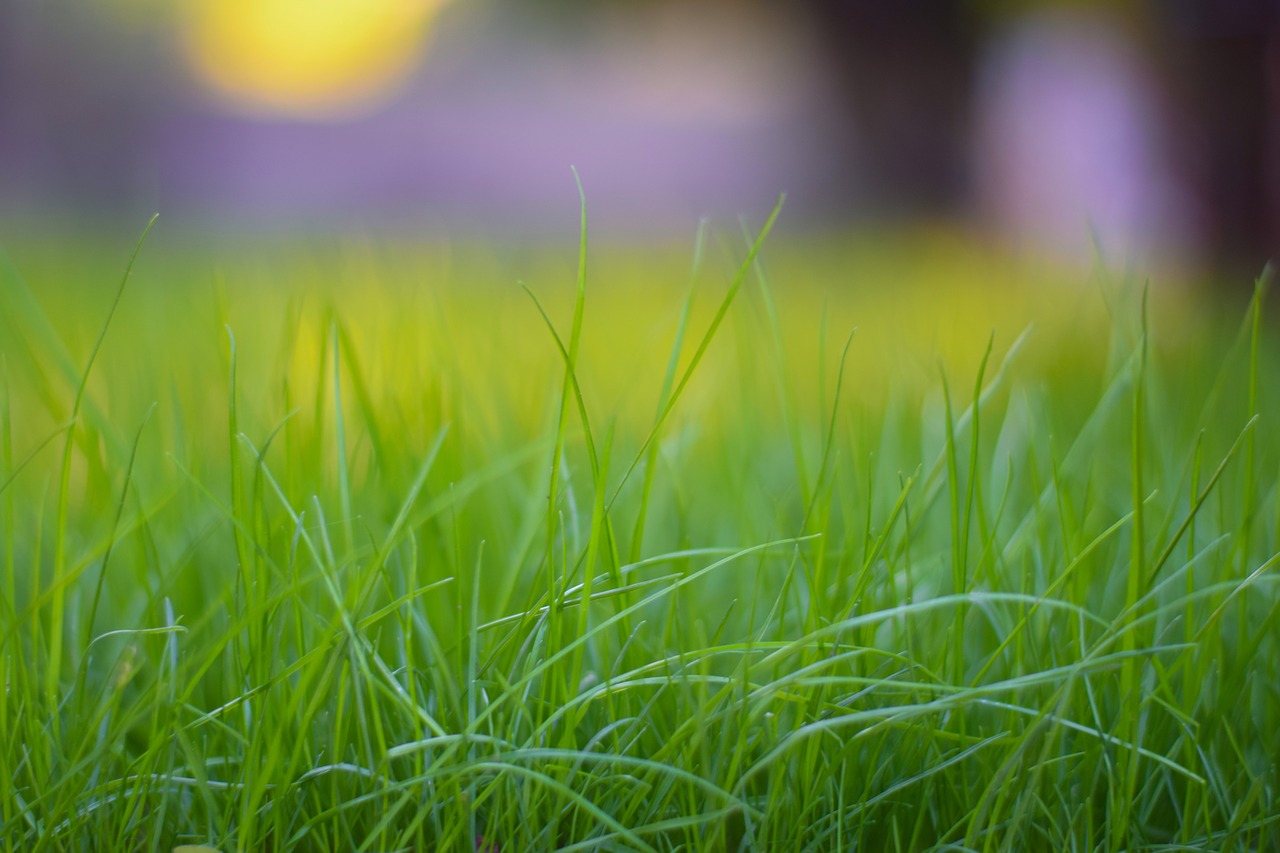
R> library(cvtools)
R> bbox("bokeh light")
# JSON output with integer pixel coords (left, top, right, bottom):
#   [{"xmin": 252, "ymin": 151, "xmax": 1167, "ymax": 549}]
[{"xmin": 182, "ymin": 0, "xmax": 448, "ymax": 117}]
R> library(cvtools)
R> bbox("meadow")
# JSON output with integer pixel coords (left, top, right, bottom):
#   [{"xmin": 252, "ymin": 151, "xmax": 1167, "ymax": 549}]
[{"xmin": 1, "ymin": 204, "xmax": 1277, "ymax": 851}]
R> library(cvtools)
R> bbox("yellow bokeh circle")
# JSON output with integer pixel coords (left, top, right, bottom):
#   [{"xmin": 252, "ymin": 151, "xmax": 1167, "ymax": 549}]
[{"xmin": 183, "ymin": 0, "xmax": 447, "ymax": 117}]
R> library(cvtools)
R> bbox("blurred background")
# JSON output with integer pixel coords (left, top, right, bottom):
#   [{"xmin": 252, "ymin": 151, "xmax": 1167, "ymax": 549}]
[{"xmin": 1, "ymin": 0, "xmax": 1278, "ymax": 277}]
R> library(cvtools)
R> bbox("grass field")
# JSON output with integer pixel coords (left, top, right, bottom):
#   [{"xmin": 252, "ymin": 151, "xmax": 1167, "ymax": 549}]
[{"xmin": 1, "ymin": 205, "xmax": 1278, "ymax": 851}]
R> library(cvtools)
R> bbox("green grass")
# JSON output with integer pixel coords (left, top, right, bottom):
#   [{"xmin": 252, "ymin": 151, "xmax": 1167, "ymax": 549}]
[{"xmin": 0, "ymin": 207, "xmax": 1278, "ymax": 851}]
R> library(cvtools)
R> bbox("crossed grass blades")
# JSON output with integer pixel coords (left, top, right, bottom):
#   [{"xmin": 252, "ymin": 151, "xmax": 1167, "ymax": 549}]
[{"xmin": 1, "ymin": 191, "xmax": 1278, "ymax": 850}]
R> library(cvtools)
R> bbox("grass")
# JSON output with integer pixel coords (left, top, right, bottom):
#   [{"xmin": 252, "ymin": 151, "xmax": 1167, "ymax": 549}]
[{"xmin": 0, "ymin": 203, "xmax": 1278, "ymax": 851}]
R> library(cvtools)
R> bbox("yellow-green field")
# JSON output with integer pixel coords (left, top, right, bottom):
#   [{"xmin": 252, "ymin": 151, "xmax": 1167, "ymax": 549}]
[{"xmin": 1, "ymin": 214, "xmax": 1276, "ymax": 851}]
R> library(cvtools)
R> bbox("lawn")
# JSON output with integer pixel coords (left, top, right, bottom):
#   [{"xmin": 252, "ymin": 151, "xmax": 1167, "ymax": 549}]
[{"xmin": 1, "ymin": 205, "xmax": 1277, "ymax": 851}]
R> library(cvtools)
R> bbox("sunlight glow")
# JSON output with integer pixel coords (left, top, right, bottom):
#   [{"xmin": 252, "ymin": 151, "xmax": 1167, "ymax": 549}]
[{"xmin": 183, "ymin": 0, "xmax": 448, "ymax": 117}]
